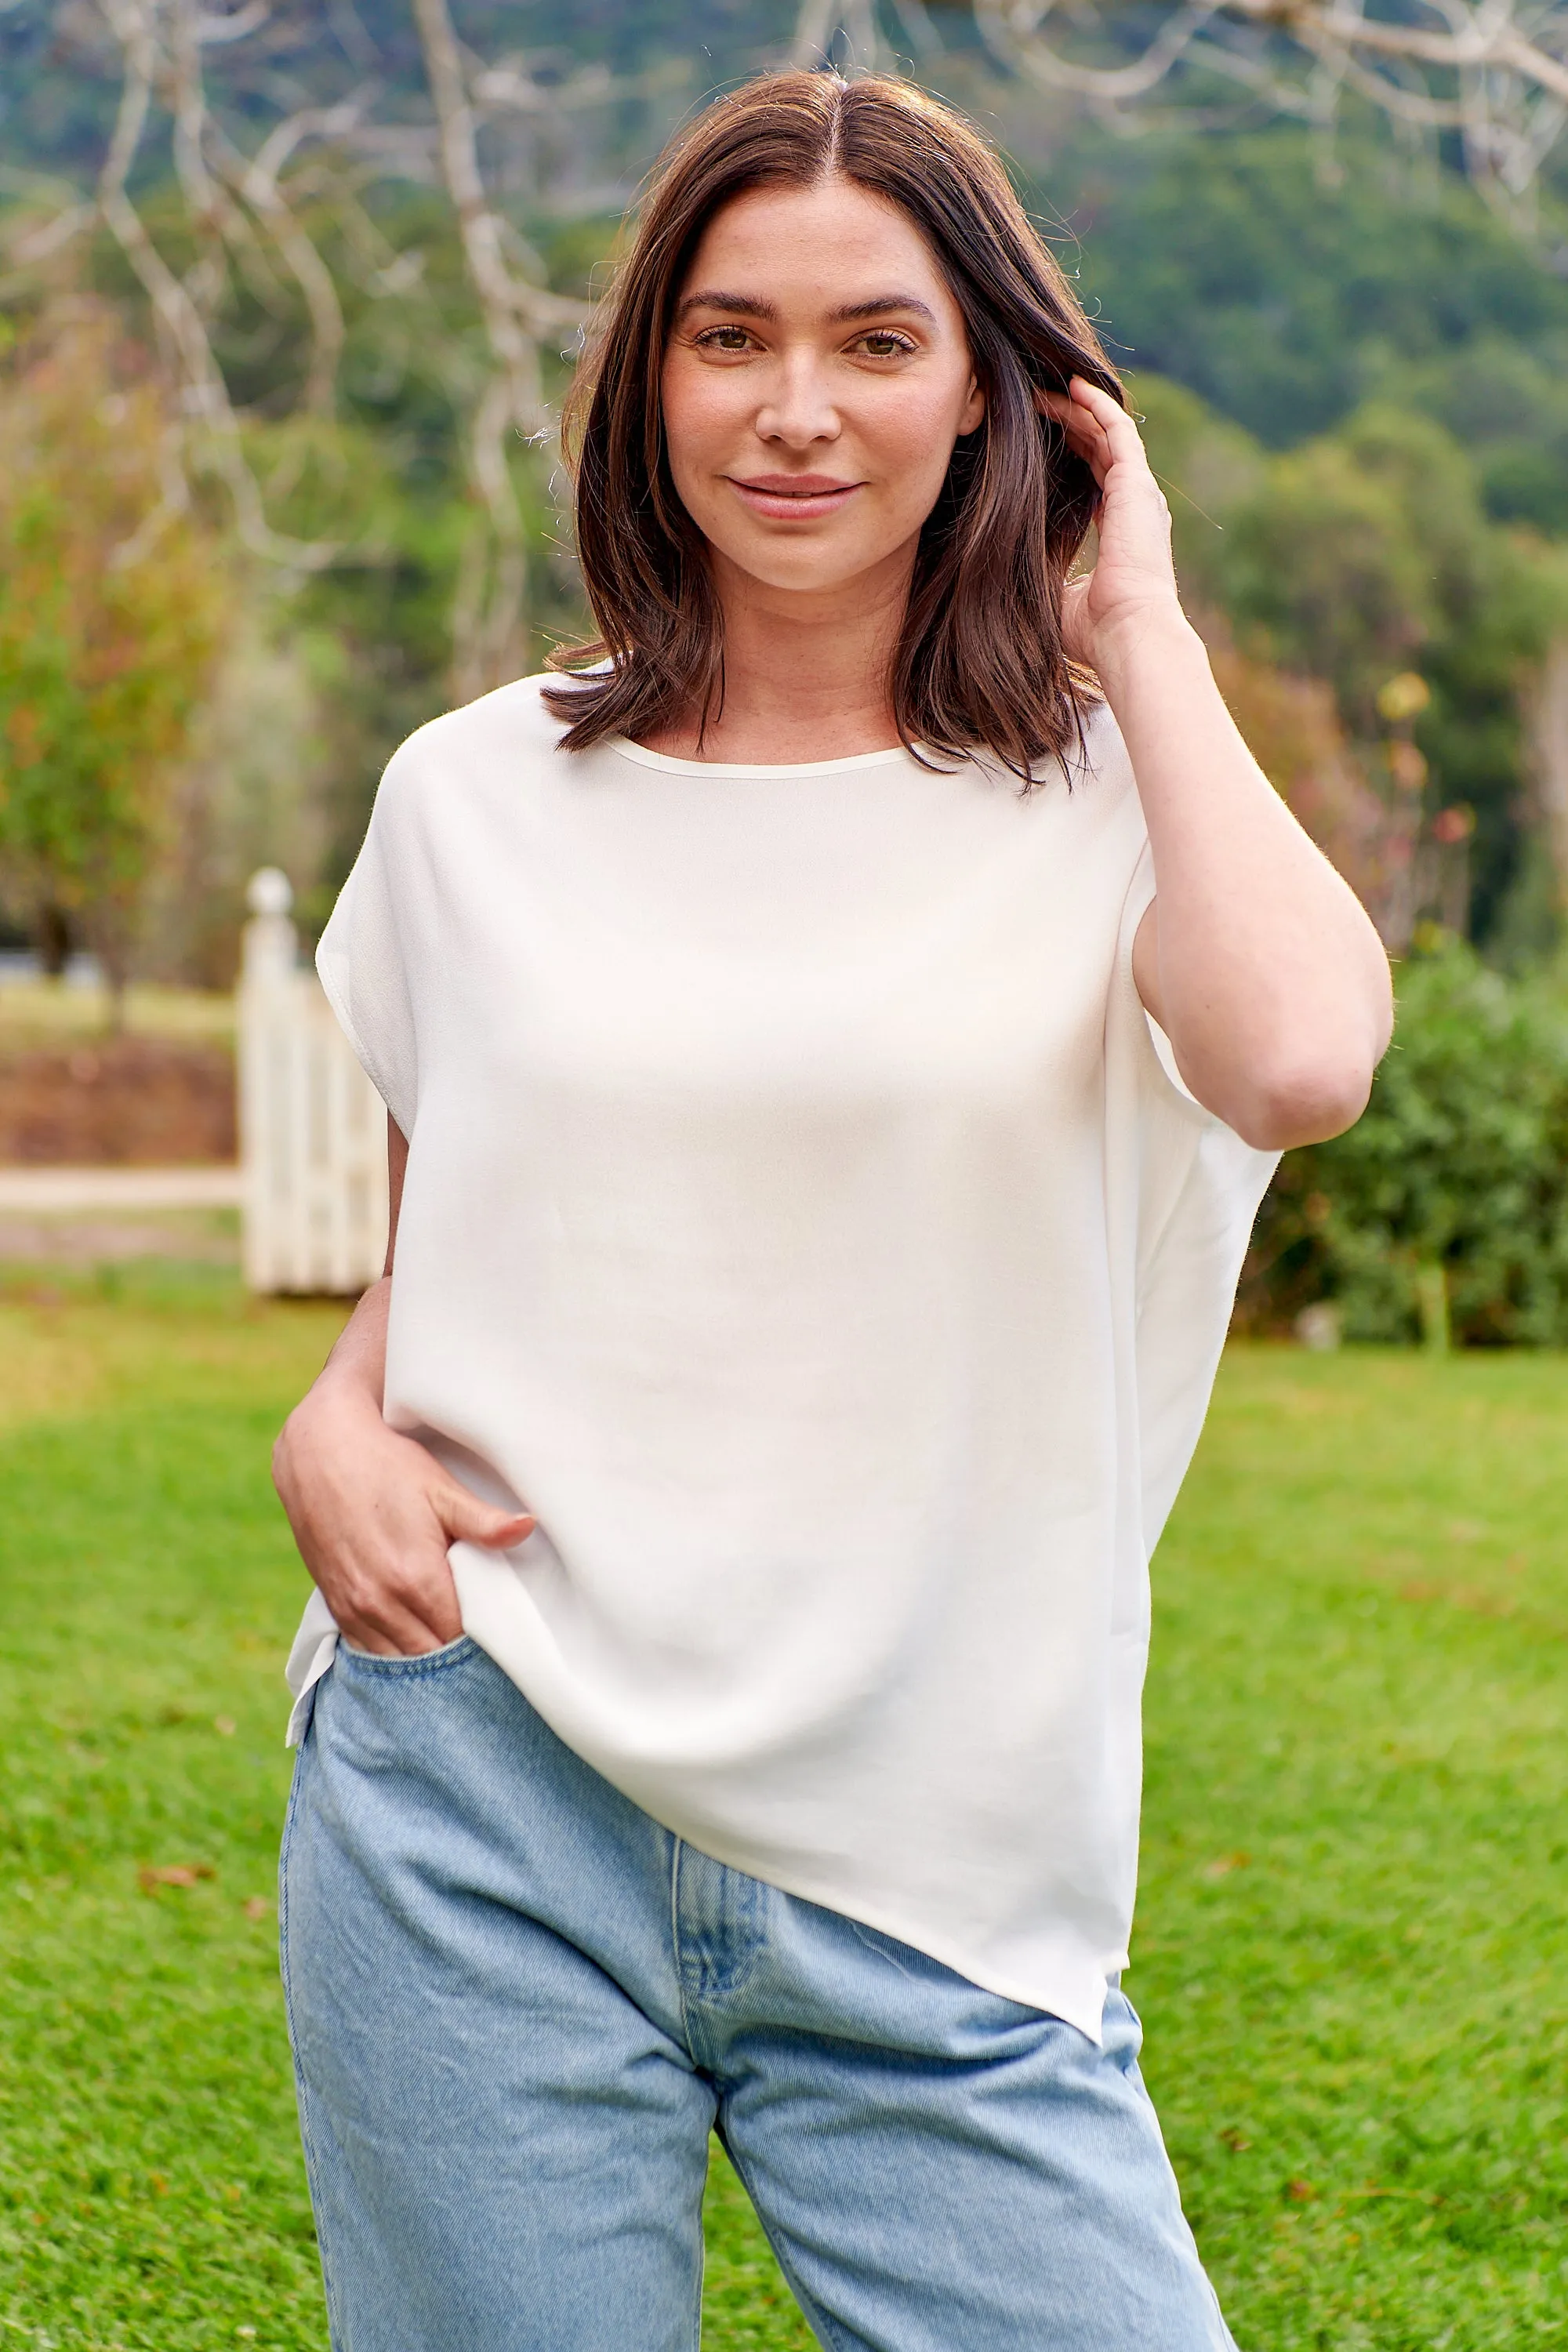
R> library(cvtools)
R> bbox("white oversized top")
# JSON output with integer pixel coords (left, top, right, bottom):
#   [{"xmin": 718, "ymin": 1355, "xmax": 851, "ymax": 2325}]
[{"xmin": 289, "ymin": 673, "xmax": 1276, "ymax": 2042}]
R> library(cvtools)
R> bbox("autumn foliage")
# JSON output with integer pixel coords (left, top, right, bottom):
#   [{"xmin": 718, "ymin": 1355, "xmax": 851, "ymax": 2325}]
[{"xmin": 0, "ymin": 304, "xmax": 228, "ymax": 1001}]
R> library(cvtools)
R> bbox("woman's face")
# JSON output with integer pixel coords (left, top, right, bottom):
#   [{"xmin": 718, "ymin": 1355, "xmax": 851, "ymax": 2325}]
[{"xmin": 661, "ymin": 176, "xmax": 985, "ymax": 603}]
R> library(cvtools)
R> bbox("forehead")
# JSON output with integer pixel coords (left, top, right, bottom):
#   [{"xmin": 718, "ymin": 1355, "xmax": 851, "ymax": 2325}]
[{"xmin": 678, "ymin": 177, "xmax": 958, "ymax": 319}]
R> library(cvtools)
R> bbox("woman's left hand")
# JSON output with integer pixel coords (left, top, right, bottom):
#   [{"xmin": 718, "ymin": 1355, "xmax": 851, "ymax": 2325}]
[{"xmin": 1036, "ymin": 378, "xmax": 1183, "ymax": 673}]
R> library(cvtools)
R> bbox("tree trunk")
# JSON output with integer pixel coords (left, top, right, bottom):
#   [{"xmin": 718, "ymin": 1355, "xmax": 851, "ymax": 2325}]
[
  {"xmin": 34, "ymin": 902, "xmax": 71, "ymax": 978},
  {"xmin": 1526, "ymin": 635, "xmax": 1568, "ymax": 913},
  {"xmin": 84, "ymin": 906, "xmax": 132, "ymax": 1031}
]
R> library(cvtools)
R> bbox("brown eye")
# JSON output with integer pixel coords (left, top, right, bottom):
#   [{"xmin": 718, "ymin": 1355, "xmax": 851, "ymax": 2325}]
[
  {"xmin": 697, "ymin": 326, "xmax": 753, "ymax": 353},
  {"xmin": 855, "ymin": 332, "xmax": 916, "ymax": 359}
]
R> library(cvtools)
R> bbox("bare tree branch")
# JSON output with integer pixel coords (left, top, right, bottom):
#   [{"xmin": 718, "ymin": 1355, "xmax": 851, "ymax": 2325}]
[
  {"xmin": 208, "ymin": 101, "xmax": 359, "ymax": 412},
  {"xmin": 409, "ymin": 0, "xmax": 587, "ymax": 696},
  {"xmin": 93, "ymin": 0, "xmax": 339, "ymax": 565},
  {"xmin": 967, "ymin": 2, "xmax": 1568, "ymax": 200},
  {"xmin": 5, "ymin": 0, "xmax": 655, "ymax": 681}
]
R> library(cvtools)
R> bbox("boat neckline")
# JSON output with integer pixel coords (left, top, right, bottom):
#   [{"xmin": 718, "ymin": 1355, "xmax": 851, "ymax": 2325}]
[{"xmin": 606, "ymin": 736, "xmax": 926, "ymax": 779}]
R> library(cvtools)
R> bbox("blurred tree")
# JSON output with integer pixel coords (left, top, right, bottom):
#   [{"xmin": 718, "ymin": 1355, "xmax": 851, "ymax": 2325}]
[
  {"xmin": 0, "ymin": 0, "xmax": 601, "ymax": 705},
  {"xmin": 0, "ymin": 303, "xmax": 228, "ymax": 1011},
  {"xmin": 7, "ymin": 1, "xmax": 1568, "ymax": 978},
  {"xmin": 1135, "ymin": 372, "xmax": 1568, "ymax": 946},
  {"xmin": 1201, "ymin": 623, "xmax": 1410, "ymax": 943},
  {"xmin": 1238, "ymin": 938, "xmax": 1568, "ymax": 1346},
  {"xmin": 1219, "ymin": 420, "xmax": 1442, "ymax": 728},
  {"xmin": 1221, "ymin": 405, "xmax": 1568, "ymax": 939},
  {"xmin": 971, "ymin": 2, "xmax": 1568, "ymax": 215},
  {"xmin": 1056, "ymin": 128, "xmax": 1568, "ymax": 471}
]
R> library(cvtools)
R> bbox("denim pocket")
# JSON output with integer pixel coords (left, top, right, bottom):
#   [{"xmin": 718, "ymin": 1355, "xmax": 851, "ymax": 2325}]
[{"xmin": 339, "ymin": 1632, "xmax": 478, "ymax": 1678}]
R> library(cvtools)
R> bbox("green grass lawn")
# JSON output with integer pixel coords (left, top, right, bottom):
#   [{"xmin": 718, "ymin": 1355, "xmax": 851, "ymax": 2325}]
[{"xmin": 0, "ymin": 1272, "xmax": 1563, "ymax": 2348}]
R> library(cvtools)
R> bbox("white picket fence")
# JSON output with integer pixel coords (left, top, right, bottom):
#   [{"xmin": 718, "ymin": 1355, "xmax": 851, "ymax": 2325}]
[{"xmin": 238, "ymin": 869, "xmax": 388, "ymax": 1294}]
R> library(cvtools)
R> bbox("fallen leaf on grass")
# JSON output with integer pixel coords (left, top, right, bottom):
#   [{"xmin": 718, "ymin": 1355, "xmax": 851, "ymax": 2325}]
[
  {"xmin": 1218, "ymin": 2126, "xmax": 1252, "ymax": 2152},
  {"xmin": 1202, "ymin": 1852, "xmax": 1250, "ymax": 1881},
  {"xmin": 213, "ymin": 1715, "xmax": 236, "ymax": 1737},
  {"xmin": 1287, "ymin": 2178, "xmax": 1317, "ymax": 2201},
  {"xmin": 242, "ymin": 1896, "xmax": 271, "ymax": 1922},
  {"xmin": 138, "ymin": 1864, "xmax": 216, "ymax": 1893}
]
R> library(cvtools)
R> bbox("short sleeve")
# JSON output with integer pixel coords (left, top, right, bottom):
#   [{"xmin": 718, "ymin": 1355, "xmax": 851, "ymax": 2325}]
[{"xmin": 316, "ymin": 753, "xmax": 421, "ymax": 1138}]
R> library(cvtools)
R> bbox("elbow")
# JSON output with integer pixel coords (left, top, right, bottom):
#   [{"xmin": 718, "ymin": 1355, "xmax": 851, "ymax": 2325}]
[
  {"xmin": 1227, "ymin": 961, "xmax": 1392, "ymax": 1149},
  {"xmin": 1230, "ymin": 1047, "xmax": 1378, "ymax": 1152}
]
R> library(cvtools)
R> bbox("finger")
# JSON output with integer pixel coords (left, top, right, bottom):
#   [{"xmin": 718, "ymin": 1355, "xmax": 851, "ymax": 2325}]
[
  {"xmin": 326, "ymin": 1541, "xmax": 466, "ymax": 1650},
  {"xmin": 1066, "ymin": 376, "xmax": 1126, "ymax": 423},
  {"xmin": 1068, "ymin": 378, "xmax": 1150, "ymax": 466},
  {"xmin": 1036, "ymin": 387, "xmax": 1106, "ymax": 448},
  {"xmin": 1034, "ymin": 390, "xmax": 1112, "ymax": 488},
  {"xmin": 340, "ymin": 1590, "xmax": 460, "ymax": 1655},
  {"xmin": 434, "ymin": 1483, "xmax": 535, "ymax": 1550},
  {"xmin": 390, "ymin": 1558, "xmax": 465, "ymax": 1645}
]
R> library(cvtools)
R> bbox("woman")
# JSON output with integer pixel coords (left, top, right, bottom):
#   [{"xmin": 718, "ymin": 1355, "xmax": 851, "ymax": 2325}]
[{"xmin": 274, "ymin": 69, "xmax": 1390, "ymax": 2352}]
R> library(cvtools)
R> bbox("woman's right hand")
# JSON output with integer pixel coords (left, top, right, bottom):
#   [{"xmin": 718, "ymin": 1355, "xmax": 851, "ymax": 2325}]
[{"xmin": 272, "ymin": 1273, "xmax": 533, "ymax": 1657}]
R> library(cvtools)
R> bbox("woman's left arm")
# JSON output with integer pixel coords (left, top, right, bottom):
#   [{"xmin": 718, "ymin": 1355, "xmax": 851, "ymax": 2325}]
[{"xmin": 1041, "ymin": 377, "xmax": 1393, "ymax": 1152}]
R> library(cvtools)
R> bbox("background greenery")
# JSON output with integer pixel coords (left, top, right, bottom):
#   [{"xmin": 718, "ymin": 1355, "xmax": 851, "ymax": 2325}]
[
  {"xmin": 11, "ymin": 2, "xmax": 1568, "ymax": 1345},
  {"xmin": 3, "ymin": 20, "xmax": 1564, "ymax": 2344},
  {"xmin": 1240, "ymin": 938, "xmax": 1568, "ymax": 1345},
  {"xmin": 7, "ymin": 1, "xmax": 1568, "ymax": 961},
  {"xmin": 0, "ymin": 1285, "xmax": 1563, "ymax": 2347}
]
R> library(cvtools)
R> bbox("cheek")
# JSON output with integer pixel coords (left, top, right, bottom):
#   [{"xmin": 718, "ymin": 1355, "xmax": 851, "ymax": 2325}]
[
  {"xmin": 659, "ymin": 359, "xmax": 733, "ymax": 492},
  {"xmin": 862, "ymin": 380, "xmax": 972, "ymax": 498}
]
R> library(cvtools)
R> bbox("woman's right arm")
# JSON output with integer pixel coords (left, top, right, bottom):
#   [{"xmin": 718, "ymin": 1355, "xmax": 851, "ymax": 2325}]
[{"xmin": 271, "ymin": 1119, "xmax": 534, "ymax": 1656}]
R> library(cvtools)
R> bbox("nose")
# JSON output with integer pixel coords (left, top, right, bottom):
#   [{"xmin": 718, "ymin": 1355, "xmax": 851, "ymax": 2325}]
[{"xmin": 753, "ymin": 344, "xmax": 841, "ymax": 450}]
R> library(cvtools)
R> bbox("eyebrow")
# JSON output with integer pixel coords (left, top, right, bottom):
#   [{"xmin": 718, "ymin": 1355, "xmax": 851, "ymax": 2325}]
[
  {"xmin": 674, "ymin": 289, "xmax": 938, "ymax": 326},
  {"xmin": 826, "ymin": 294, "xmax": 937, "ymax": 325},
  {"xmin": 675, "ymin": 291, "xmax": 778, "ymax": 322}
]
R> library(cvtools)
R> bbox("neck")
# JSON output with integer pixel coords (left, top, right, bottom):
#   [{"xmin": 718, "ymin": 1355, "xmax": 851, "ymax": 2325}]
[{"xmin": 642, "ymin": 545, "xmax": 916, "ymax": 764}]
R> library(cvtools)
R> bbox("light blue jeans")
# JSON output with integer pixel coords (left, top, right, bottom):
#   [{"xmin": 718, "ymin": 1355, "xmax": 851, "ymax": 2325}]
[{"xmin": 281, "ymin": 1635, "xmax": 1236, "ymax": 2352}]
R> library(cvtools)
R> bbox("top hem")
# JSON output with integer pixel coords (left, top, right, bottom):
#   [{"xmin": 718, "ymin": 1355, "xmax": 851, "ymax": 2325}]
[
  {"xmin": 648, "ymin": 1828, "xmax": 1120, "ymax": 2046},
  {"xmin": 448, "ymin": 1552, "xmax": 1120, "ymax": 2046}
]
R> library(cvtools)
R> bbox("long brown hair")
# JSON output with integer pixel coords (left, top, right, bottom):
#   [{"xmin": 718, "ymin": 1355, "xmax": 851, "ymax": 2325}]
[{"xmin": 544, "ymin": 71, "xmax": 1122, "ymax": 779}]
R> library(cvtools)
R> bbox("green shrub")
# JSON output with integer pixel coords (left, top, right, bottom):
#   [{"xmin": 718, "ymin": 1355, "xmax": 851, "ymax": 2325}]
[{"xmin": 1237, "ymin": 939, "xmax": 1568, "ymax": 1345}]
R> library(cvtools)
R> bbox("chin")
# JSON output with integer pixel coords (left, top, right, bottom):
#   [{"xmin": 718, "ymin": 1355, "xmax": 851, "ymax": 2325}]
[
  {"xmin": 714, "ymin": 536, "xmax": 888, "ymax": 600},
  {"xmin": 749, "ymin": 559, "xmax": 864, "ymax": 595}
]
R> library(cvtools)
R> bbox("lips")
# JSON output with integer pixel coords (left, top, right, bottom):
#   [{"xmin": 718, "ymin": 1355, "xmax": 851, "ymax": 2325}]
[{"xmin": 728, "ymin": 474, "xmax": 862, "ymax": 521}]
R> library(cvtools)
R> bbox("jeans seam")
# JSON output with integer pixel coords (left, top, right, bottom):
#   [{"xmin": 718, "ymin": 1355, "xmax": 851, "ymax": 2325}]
[
  {"xmin": 689, "ymin": 2197, "xmax": 705, "ymax": 2352},
  {"xmin": 670, "ymin": 1838, "xmax": 698, "ymax": 2061},
  {"xmin": 718, "ymin": 2137, "xmax": 860, "ymax": 2352},
  {"xmin": 277, "ymin": 1723, "xmax": 347, "ymax": 2352}
]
